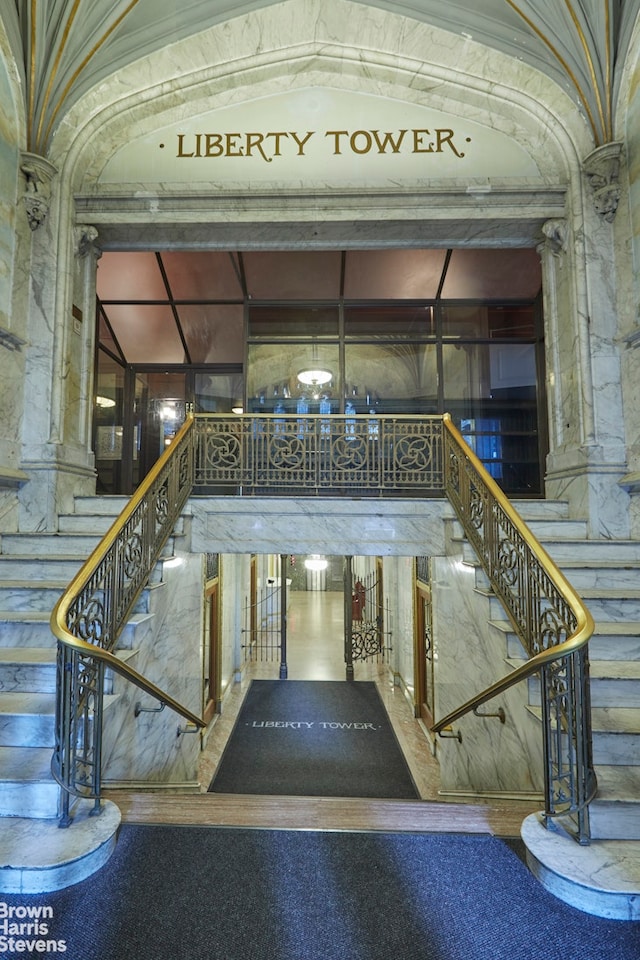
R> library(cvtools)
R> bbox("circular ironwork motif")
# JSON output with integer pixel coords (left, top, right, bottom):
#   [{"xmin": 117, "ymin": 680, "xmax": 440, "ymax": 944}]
[
  {"xmin": 394, "ymin": 435, "xmax": 433, "ymax": 470},
  {"xmin": 268, "ymin": 435, "xmax": 305, "ymax": 469},
  {"xmin": 206, "ymin": 434, "xmax": 241, "ymax": 469},
  {"xmin": 332, "ymin": 435, "xmax": 367, "ymax": 469}
]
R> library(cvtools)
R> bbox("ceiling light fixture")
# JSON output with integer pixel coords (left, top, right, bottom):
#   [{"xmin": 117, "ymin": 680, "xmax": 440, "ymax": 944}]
[
  {"xmin": 297, "ymin": 368, "xmax": 332, "ymax": 387},
  {"xmin": 96, "ymin": 395, "xmax": 116, "ymax": 408},
  {"xmin": 304, "ymin": 555, "xmax": 328, "ymax": 572}
]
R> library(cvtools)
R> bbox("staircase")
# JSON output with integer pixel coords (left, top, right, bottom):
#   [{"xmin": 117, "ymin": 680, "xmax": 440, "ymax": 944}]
[
  {"xmin": 456, "ymin": 498, "xmax": 640, "ymax": 919},
  {"xmin": 1, "ymin": 493, "xmax": 639, "ymax": 913},
  {"xmin": 0, "ymin": 497, "xmax": 176, "ymax": 892}
]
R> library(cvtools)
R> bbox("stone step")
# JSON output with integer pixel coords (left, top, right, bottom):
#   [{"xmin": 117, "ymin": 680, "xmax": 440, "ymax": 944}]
[
  {"xmin": 509, "ymin": 499, "xmax": 571, "ymax": 520},
  {"xmin": 0, "ymin": 554, "xmax": 85, "ymax": 581},
  {"xmin": 0, "ymin": 530, "xmax": 180, "ymax": 559},
  {"xmin": 526, "ymin": 704, "xmax": 640, "ymax": 764},
  {"xmin": 522, "ymin": 814, "xmax": 640, "ymax": 919},
  {"xmin": 0, "ymin": 581, "xmax": 67, "ymax": 613},
  {"xmin": 589, "ymin": 661, "xmax": 640, "ymax": 708},
  {"xmin": 0, "ymin": 610, "xmax": 153, "ymax": 649},
  {"xmin": 523, "ymin": 660, "xmax": 640, "ymax": 709},
  {"xmin": 0, "ymin": 532, "xmax": 105, "ymax": 557},
  {"xmin": 0, "ymin": 745, "xmax": 59, "ymax": 818},
  {"xmin": 481, "ymin": 586, "xmax": 640, "ymax": 624},
  {"xmin": 0, "ymin": 692, "xmax": 120, "ymax": 747},
  {"xmin": 0, "ymin": 647, "xmax": 57, "ymax": 693},
  {"xmin": 591, "ymin": 709, "xmax": 640, "ymax": 763},
  {"xmin": 449, "ymin": 516, "xmax": 589, "ymax": 544},
  {"xmin": 460, "ymin": 536, "xmax": 640, "ymax": 565},
  {"xmin": 556, "ymin": 560, "xmax": 640, "ymax": 590},
  {"xmin": 590, "ymin": 765, "xmax": 640, "ymax": 840},
  {"xmin": 0, "ymin": 646, "xmax": 138, "ymax": 694},
  {"xmin": 0, "ymin": 578, "xmax": 163, "ymax": 614},
  {"xmin": 0, "ymin": 692, "xmax": 56, "ymax": 747},
  {"xmin": 578, "ymin": 588, "xmax": 640, "ymax": 622},
  {"xmin": 73, "ymin": 495, "xmax": 138, "ymax": 516},
  {"xmin": 497, "ymin": 618, "xmax": 640, "ymax": 662},
  {"xmin": 58, "ymin": 512, "xmax": 186, "ymax": 536}
]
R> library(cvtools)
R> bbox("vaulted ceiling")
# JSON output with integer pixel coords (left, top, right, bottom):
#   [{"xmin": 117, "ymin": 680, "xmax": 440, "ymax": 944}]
[{"xmin": 1, "ymin": 1, "xmax": 639, "ymax": 154}]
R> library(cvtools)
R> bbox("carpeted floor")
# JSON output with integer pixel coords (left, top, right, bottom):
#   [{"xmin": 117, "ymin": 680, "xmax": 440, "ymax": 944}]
[
  {"xmin": 208, "ymin": 679, "xmax": 419, "ymax": 798},
  {"xmin": 4, "ymin": 825, "xmax": 638, "ymax": 960}
]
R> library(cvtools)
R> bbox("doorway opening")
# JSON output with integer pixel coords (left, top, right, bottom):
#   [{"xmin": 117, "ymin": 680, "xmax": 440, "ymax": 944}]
[{"xmin": 242, "ymin": 554, "xmax": 390, "ymax": 682}]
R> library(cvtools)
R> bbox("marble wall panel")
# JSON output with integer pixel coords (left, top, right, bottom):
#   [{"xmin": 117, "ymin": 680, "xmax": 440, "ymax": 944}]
[
  {"xmin": 430, "ymin": 554, "xmax": 544, "ymax": 797},
  {"xmin": 189, "ymin": 497, "xmax": 450, "ymax": 557},
  {"xmin": 101, "ymin": 551, "xmax": 204, "ymax": 787}
]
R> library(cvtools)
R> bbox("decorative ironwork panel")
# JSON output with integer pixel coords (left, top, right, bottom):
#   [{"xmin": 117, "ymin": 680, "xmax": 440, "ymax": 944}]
[
  {"xmin": 350, "ymin": 568, "xmax": 390, "ymax": 662},
  {"xmin": 242, "ymin": 579, "xmax": 284, "ymax": 663},
  {"xmin": 52, "ymin": 418, "xmax": 195, "ymax": 819},
  {"xmin": 442, "ymin": 420, "xmax": 594, "ymax": 843},
  {"xmin": 193, "ymin": 414, "xmax": 444, "ymax": 495}
]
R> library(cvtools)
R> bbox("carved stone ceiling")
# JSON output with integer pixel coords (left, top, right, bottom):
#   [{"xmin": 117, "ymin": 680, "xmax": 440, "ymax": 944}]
[{"xmin": 1, "ymin": 1, "xmax": 639, "ymax": 154}]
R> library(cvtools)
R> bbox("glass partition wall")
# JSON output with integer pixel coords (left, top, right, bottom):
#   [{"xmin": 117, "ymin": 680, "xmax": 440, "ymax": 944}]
[
  {"xmin": 94, "ymin": 248, "xmax": 546, "ymax": 496},
  {"xmin": 247, "ymin": 299, "xmax": 545, "ymax": 494}
]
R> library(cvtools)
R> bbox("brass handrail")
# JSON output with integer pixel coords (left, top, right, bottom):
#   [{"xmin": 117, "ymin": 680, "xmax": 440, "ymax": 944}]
[
  {"xmin": 432, "ymin": 415, "xmax": 594, "ymax": 729},
  {"xmin": 433, "ymin": 414, "xmax": 596, "ymax": 842},
  {"xmin": 50, "ymin": 414, "xmax": 205, "ymax": 824}
]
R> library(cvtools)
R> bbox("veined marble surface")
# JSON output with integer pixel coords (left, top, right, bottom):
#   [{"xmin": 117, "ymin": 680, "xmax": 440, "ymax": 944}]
[
  {"xmin": 431, "ymin": 553, "xmax": 544, "ymax": 797},
  {"xmin": 189, "ymin": 496, "xmax": 451, "ymax": 557},
  {"xmin": 101, "ymin": 552, "xmax": 204, "ymax": 787}
]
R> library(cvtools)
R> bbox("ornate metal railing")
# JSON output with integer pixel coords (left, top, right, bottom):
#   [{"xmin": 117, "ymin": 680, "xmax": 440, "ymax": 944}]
[
  {"xmin": 50, "ymin": 415, "xmax": 205, "ymax": 826},
  {"xmin": 49, "ymin": 409, "xmax": 594, "ymax": 839},
  {"xmin": 192, "ymin": 413, "xmax": 444, "ymax": 495},
  {"xmin": 433, "ymin": 414, "xmax": 596, "ymax": 843}
]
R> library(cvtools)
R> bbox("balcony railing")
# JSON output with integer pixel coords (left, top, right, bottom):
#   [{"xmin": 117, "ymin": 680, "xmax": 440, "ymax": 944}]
[
  {"xmin": 192, "ymin": 413, "xmax": 444, "ymax": 496},
  {"xmin": 51, "ymin": 411, "xmax": 594, "ymax": 843}
]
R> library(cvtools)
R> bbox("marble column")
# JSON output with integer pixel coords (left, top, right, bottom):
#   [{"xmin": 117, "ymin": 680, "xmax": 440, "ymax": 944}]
[
  {"xmin": 542, "ymin": 144, "xmax": 631, "ymax": 538},
  {"xmin": 17, "ymin": 154, "xmax": 99, "ymax": 531}
]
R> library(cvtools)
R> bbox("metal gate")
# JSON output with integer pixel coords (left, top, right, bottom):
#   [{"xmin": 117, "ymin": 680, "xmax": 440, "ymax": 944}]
[
  {"xmin": 242, "ymin": 554, "xmax": 288, "ymax": 678},
  {"xmin": 344, "ymin": 557, "xmax": 391, "ymax": 679}
]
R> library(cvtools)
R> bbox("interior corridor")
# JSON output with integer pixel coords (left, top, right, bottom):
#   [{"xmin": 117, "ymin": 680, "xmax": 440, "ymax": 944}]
[{"xmin": 198, "ymin": 590, "xmax": 443, "ymax": 799}]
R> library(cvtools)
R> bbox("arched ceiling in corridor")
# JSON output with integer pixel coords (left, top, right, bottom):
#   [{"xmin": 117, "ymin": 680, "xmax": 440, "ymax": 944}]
[{"xmin": 1, "ymin": 1, "xmax": 639, "ymax": 154}]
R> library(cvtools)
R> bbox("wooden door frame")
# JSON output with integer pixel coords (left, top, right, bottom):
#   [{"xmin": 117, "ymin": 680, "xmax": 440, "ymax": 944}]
[
  {"xmin": 203, "ymin": 576, "xmax": 221, "ymax": 723},
  {"xmin": 414, "ymin": 575, "xmax": 434, "ymax": 727}
]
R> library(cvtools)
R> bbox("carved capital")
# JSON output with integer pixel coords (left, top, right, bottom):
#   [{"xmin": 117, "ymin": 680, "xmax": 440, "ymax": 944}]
[
  {"xmin": 583, "ymin": 141, "xmax": 623, "ymax": 223},
  {"xmin": 75, "ymin": 225, "xmax": 102, "ymax": 260},
  {"xmin": 19, "ymin": 152, "xmax": 58, "ymax": 231},
  {"xmin": 538, "ymin": 218, "xmax": 567, "ymax": 257}
]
